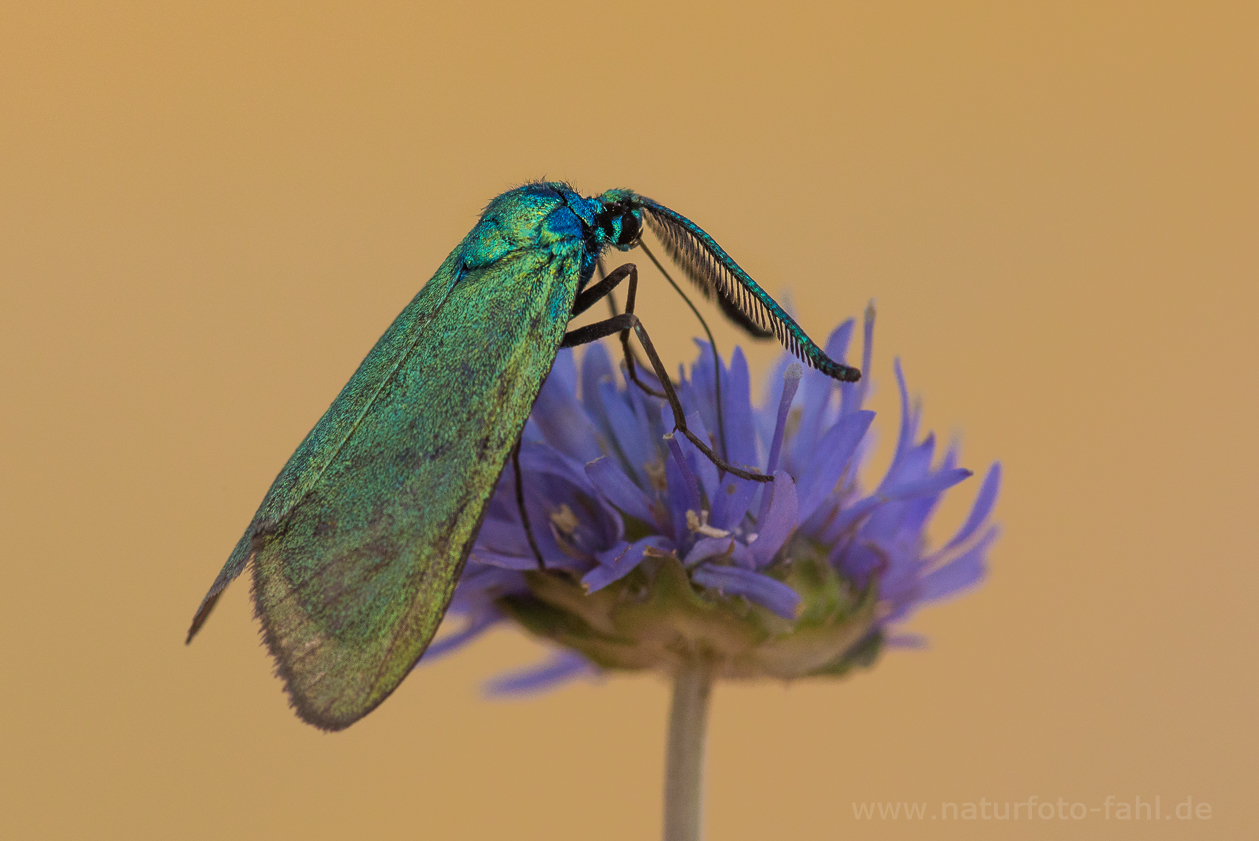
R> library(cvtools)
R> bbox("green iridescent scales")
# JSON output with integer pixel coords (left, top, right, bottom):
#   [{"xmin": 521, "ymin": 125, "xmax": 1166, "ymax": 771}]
[
  {"xmin": 189, "ymin": 189, "xmax": 584, "ymax": 729},
  {"xmin": 187, "ymin": 182, "xmax": 859, "ymax": 731}
]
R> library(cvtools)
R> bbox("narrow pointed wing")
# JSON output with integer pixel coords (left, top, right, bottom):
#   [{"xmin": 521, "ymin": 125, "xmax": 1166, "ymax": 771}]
[{"xmin": 191, "ymin": 246, "xmax": 581, "ymax": 730}]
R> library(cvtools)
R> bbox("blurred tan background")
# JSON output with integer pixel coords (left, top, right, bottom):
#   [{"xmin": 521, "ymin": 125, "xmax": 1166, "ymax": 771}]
[{"xmin": 2, "ymin": 2, "xmax": 1255, "ymax": 839}]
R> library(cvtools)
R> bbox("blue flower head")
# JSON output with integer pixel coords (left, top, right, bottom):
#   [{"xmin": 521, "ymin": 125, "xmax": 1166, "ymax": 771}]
[{"xmin": 427, "ymin": 305, "xmax": 1001, "ymax": 693}]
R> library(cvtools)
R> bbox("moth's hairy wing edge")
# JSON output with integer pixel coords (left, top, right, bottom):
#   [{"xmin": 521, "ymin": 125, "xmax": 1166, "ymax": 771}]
[{"xmin": 245, "ymin": 441, "xmax": 510, "ymax": 732}]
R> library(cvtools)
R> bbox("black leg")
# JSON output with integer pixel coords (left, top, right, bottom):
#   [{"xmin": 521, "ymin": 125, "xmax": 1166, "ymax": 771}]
[
  {"xmin": 562, "ymin": 313, "xmax": 773, "ymax": 484},
  {"xmin": 569, "ymin": 263, "xmax": 666, "ymax": 399},
  {"xmin": 572, "ymin": 263, "xmax": 633, "ymax": 318},
  {"xmin": 512, "ymin": 438, "xmax": 546, "ymax": 570},
  {"xmin": 601, "ymin": 264, "xmax": 664, "ymax": 395},
  {"xmin": 612, "ymin": 264, "xmax": 667, "ymax": 399},
  {"xmin": 559, "ymin": 313, "xmax": 638, "ymax": 347}
]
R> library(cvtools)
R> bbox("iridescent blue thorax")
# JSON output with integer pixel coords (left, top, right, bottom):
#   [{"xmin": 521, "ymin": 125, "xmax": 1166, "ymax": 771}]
[{"xmin": 459, "ymin": 183, "xmax": 644, "ymax": 292}]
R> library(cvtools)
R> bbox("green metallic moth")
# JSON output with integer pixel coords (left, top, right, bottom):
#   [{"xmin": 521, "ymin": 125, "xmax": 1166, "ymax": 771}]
[{"xmin": 187, "ymin": 182, "xmax": 860, "ymax": 730}]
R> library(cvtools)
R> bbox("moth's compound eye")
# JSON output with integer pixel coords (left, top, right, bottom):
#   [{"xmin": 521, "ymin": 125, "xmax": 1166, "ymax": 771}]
[{"xmin": 615, "ymin": 208, "xmax": 641, "ymax": 247}]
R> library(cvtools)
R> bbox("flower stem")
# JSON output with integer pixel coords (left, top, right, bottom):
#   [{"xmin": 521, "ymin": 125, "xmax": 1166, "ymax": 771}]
[{"xmin": 663, "ymin": 659, "xmax": 714, "ymax": 841}]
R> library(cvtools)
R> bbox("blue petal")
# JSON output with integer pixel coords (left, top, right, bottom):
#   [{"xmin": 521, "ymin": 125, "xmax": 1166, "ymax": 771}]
[
  {"xmin": 474, "ymin": 441, "xmax": 626, "ymax": 568},
  {"xmin": 833, "ymin": 540, "xmax": 885, "ymax": 589},
  {"xmin": 722, "ymin": 347, "xmax": 759, "ymax": 472},
  {"xmin": 822, "ymin": 495, "xmax": 884, "ymax": 544},
  {"xmin": 683, "ymin": 536, "xmax": 755, "ymax": 569},
  {"xmin": 862, "ymin": 468, "xmax": 972, "ymax": 545},
  {"xmin": 530, "ymin": 445, "xmax": 623, "ymax": 534},
  {"xmin": 789, "ymin": 320, "xmax": 853, "ymax": 467},
  {"xmin": 842, "ymin": 302, "xmax": 876, "ymax": 416},
  {"xmin": 448, "ymin": 565, "xmax": 528, "ymax": 611},
  {"xmin": 474, "ymin": 514, "xmax": 531, "ymax": 554},
  {"xmin": 711, "ymin": 473, "xmax": 758, "ymax": 533},
  {"xmin": 663, "ymin": 438, "xmax": 694, "ymax": 546},
  {"xmin": 692, "ymin": 564, "xmax": 802, "ymax": 620},
  {"xmin": 877, "ymin": 358, "xmax": 916, "ymax": 492},
  {"xmin": 764, "ymin": 363, "xmax": 803, "ymax": 477},
  {"xmin": 531, "ymin": 349, "xmax": 604, "ymax": 463},
  {"xmin": 900, "ymin": 442, "xmax": 957, "ymax": 537},
  {"xmin": 423, "ymin": 610, "xmax": 502, "ymax": 660},
  {"xmin": 793, "ymin": 410, "xmax": 874, "ymax": 524},
  {"xmin": 484, "ymin": 651, "xmax": 596, "ymax": 696},
  {"xmin": 885, "ymin": 633, "xmax": 929, "ymax": 649},
  {"xmin": 541, "ymin": 347, "xmax": 578, "ymax": 401},
  {"xmin": 625, "ymin": 364, "xmax": 667, "ymax": 446},
  {"xmin": 749, "ymin": 471, "xmax": 799, "ymax": 567},
  {"xmin": 878, "ymin": 551, "xmax": 926, "ymax": 617},
  {"xmin": 824, "ymin": 320, "xmax": 856, "ymax": 367},
  {"xmin": 666, "ymin": 434, "xmax": 702, "ymax": 515},
  {"xmin": 682, "ymin": 342, "xmax": 758, "ymax": 476},
  {"xmin": 880, "ymin": 468, "xmax": 973, "ymax": 503},
  {"xmin": 593, "ymin": 380, "xmax": 646, "ymax": 482},
  {"xmin": 585, "ymin": 456, "xmax": 659, "ymax": 527},
  {"xmin": 755, "ymin": 364, "xmax": 803, "ymax": 524},
  {"xmin": 918, "ymin": 526, "xmax": 998, "ymax": 603},
  {"xmin": 756, "ymin": 353, "xmax": 796, "ymax": 452},
  {"xmin": 685, "ymin": 341, "xmax": 722, "ymax": 449},
  {"xmin": 677, "ymin": 411, "xmax": 720, "ymax": 503},
  {"xmin": 824, "ymin": 464, "xmax": 971, "ymax": 547},
  {"xmin": 470, "ymin": 546, "xmax": 584, "ymax": 571},
  {"xmin": 582, "ymin": 536, "xmax": 672, "ymax": 592},
  {"xmin": 900, "ymin": 433, "xmax": 937, "ymax": 483},
  {"xmin": 517, "ymin": 439, "xmax": 599, "ymax": 487},
  {"xmin": 469, "ymin": 546, "xmax": 539, "ymax": 570},
  {"xmin": 936, "ymin": 462, "xmax": 1002, "ymax": 556},
  {"xmin": 580, "ymin": 343, "xmax": 617, "ymax": 438}
]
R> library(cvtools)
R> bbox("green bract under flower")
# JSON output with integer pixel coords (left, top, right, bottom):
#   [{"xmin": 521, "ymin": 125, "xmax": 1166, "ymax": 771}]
[{"xmin": 501, "ymin": 548, "xmax": 879, "ymax": 681}]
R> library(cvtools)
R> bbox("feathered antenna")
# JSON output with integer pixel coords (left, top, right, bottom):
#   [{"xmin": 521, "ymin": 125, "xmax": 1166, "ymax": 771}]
[{"xmin": 637, "ymin": 199, "xmax": 861, "ymax": 382}]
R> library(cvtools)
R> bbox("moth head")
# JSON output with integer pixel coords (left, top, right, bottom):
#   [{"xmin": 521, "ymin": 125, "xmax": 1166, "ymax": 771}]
[{"xmin": 592, "ymin": 193, "xmax": 643, "ymax": 251}]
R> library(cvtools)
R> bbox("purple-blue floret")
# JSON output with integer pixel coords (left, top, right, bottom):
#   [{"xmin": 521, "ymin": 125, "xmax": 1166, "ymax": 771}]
[{"xmin": 426, "ymin": 307, "xmax": 1001, "ymax": 693}]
